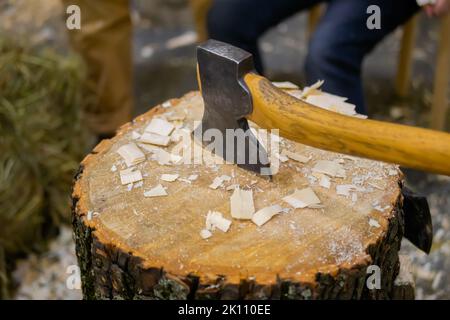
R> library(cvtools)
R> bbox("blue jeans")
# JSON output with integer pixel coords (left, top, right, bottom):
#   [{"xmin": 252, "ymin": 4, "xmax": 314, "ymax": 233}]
[{"xmin": 208, "ymin": 0, "xmax": 420, "ymax": 114}]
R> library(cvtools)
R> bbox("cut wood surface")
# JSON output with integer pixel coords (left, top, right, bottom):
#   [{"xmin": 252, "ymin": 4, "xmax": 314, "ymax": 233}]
[{"xmin": 72, "ymin": 90, "xmax": 406, "ymax": 299}]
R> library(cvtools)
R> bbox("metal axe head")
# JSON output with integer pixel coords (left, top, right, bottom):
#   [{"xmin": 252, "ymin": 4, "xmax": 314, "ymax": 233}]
[{"xmin": 193, "ymin": 39, "xmax": 271, "ymax": 176}]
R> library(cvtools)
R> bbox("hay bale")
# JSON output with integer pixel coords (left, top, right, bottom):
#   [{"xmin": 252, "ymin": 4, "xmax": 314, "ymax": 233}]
[{"xmin": 0, "ymin": 37, "xmax": 88, "ymax": 296}]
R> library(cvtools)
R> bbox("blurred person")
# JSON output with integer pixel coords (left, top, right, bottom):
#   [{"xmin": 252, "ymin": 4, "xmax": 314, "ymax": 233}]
[
  {"xmin": 208, "ymin": 0, "xmax": 450, "ymax": 114},
  {"xmin": 63, "ymin": 0, "xmax": 133, "ymax": 140}
]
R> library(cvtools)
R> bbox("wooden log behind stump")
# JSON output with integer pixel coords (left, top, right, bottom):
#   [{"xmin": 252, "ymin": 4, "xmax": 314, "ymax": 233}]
[{"xmin": 72, "ymin": 91, "xmax": 406, "ymax": 300}]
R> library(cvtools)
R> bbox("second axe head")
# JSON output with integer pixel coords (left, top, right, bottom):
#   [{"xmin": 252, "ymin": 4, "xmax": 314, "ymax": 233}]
[{"xmin": 193, "ymin": 39, "xmax": 272, "ymax": 176}]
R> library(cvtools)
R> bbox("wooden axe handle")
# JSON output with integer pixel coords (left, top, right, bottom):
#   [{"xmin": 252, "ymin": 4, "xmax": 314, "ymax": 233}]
[{"xmin": 244, "ymin": 73, "xmax": 450, "ymax": 176}]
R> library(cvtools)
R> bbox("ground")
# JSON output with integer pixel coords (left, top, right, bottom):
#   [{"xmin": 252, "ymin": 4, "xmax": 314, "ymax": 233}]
[{"xmin": 2, "ymin": 0, "xmax": 449, "ymax": 299}]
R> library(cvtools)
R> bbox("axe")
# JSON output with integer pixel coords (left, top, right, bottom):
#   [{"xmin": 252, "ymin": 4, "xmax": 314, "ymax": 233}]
[
  {"xmin": 194, "ymin": 40, "xmax": 450, "ymax": 178},
  {"xmin": 194, "ymin": 39, "xmax": 445, "ymax": 254}
]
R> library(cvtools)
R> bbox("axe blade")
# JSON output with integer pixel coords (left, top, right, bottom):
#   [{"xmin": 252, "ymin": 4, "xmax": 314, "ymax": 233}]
[{"xmin": 194, "ymin": 40, "xmax": 271, "ymax": 176}]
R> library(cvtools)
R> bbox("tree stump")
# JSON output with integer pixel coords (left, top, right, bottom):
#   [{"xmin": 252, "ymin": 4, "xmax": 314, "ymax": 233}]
[{"xmin": 72, "ymin": 91, "xmax": 410, "ymax": 300}]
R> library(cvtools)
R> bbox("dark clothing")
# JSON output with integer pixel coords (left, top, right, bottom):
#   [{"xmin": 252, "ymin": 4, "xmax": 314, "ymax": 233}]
[{"xmin": 208, "ymin": 0, "xmax": 420, "ymax": 114}]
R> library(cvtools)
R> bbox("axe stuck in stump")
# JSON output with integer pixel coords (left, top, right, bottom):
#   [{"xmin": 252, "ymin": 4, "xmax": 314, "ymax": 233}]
[
  {"xmin": 71, "ymin": 40, "xmax": 447, "ymax": 300},
  {"xmin": 195, "ymin": 40, "xmax": 450, "ymax": 177}
]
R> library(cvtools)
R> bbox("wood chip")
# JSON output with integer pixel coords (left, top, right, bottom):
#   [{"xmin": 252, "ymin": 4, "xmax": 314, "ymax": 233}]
[
  {"xmin": 272, "ymin": 81, "xmax": 299, "ymax": 90},
  {"xmin": 138, "ymin": 143, "xmax": 161, "ymax": 154},
  {"xmin": 312, "ymin": 160, "xmax": 346, "ymax": 178},
  {"xmin": 368, "ymin": 218, "xmax": 381, "ymax": 228},
  {"xmin": 282, "ymin": 150, "xmax": 310, "ymax": 163},
  {"xmin": 319, "ymin": 175, "xmax": 331, "ymax": 189},
  {"xmin": 209, "ymin": 175, "xmax": 231, "ymax": 189},
  {"xmin": 252, "ymin": 205, "xmax": 283, "ymax": 227},
  {"xmin": 188, "ymin": 174, "xmax": 198, "ymax": 181},
  {"xmin": 306, "ymin": 95, "xmax": 357, "ymax": 116},
  {"xmin": 283, "ymin": 187, "xmax": 321, "ymax": 209},
  {"xmin": 119, "ymin": 168, "xmax": 143, "ymax": 185},
  {"xmin": 301, "ymin": 80, "xmax": 324, "ymax": 97},
  {"xmin": 144, "ymin": 118, "xmax": 175, "ymax": 136},
  {"xmin": 110, "ymin": 165, "xmax": 117, "ymax": 172},
  {"xmin": 131, "ymin": 131, "xmax": 141, "ymax": 140},
  {"xmin": 116, "ymin": 143, "xmax": 145, "ymax": 167},
  {"xmin": 143, "ymin": 184, "xmax": 167, "ymax": 197},
  {"xmin": 230, "ymin": 188, "xmax": 255, "ymax": 219},
  {"xmin": 140, "ymin": 132, "xmax": 171, "ymax": 146},
  {"xmin": 200, "ymin": 229, "xmax": 212, "ymax": 239},
  {"xmin": 152, "ymin": 148, "xmax": 181, "ymax": 165},
  {"xmin": 162, "ymin": 100, "xmax": 172, "ymax": 108},
  {"xmin": 205, "ymin": 211, "xmax": 232, "ymax": 232},
  {"xmin": 160, "ymin": 174, "xmax": 179, "ymax": 182},
  {"xmin": 336, "ymin": 184, "xmax": 358, "ymax": 197},
  {"xmin": 388, "ymin": 169, "xmax": 398, "ymax": 176}
]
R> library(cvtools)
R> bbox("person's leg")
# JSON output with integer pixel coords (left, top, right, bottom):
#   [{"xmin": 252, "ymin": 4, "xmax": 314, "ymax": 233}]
[
  {"xmin": 62, "ymin": 0, "xmax": 133, "ymax": 136},
  {"xmin": 208, "ymin": 0, "xmax": 322, "ymax": 73},
  {"xmin": 305, "ymin": 0, "xmax": 420, "ymax": 114}
]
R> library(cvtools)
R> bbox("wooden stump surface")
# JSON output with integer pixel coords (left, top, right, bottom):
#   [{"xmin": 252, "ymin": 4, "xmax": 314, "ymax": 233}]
[{"xmin": 72, "ymin": 91, "xmax": 405, "ymax": 299}]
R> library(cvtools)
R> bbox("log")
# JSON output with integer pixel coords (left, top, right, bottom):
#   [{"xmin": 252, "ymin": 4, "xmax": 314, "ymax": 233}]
[{"xmin": 72, "ymin": 91, "xmax": 407, "ymax": 300}]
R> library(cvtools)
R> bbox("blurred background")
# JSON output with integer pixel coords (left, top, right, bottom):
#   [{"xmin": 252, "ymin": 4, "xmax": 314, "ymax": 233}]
[{"xmin": 0, "ymin": 0, "xmax": 449, "ymax": 299}]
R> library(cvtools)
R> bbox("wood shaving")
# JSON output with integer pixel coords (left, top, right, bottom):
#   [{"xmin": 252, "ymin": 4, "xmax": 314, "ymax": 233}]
[
  {"xmin": 287, "ymin": 90, "xmax": 304, "ymax": 99},
  {"xmin": 131, "ymin": 131, "xmax": 141, "ymax": 140},
  {"xmin": 283, "ymin": 187, "xmax": 321, "ymax": 209},
  {"xmin": 312, "ymin": 160, "xmax": 346, "ymax": 178},
  {"xmin": 319, "ymin": 175, "xmax": 331, "ymax": 189},
  {"xmin": 144, "ymin": 118, "xmax": 175, "ymax": 136},
  {"xmin": 116, "ymin": 143, "xmax": 145, "ymax": 167},
  {"xmin": 373, "ymin": 205, "xmax": 390, "ymax": 212},
  {"xmin": 252, "ymin": 205, "xmax": 283, "ymax": 227},
  {"xmin": 162, "ymin": 100, "xmax": 172, "ymax": 108},
  {"xmin": 119, "ymin": 167, "xmax": 143, "ymax": 185},
  {"xmin": 369, "ymin": 218, "xmax": 381, "ymax": 228},
  {"xmin": 161, "ymin": 174, "xmax": 179, "ymax": 182},
  {"xmin": 282, "ymin": 150, "xmax": 310, "ymax": 163},
  {"xmin": 301, "ymin": 80, "xmax": 324, "ymax": 97},
  {"xmin": 230, "ymin": 188, "xmax": 255, "ymax": 219},
  {"xmin": 140, "ymin": 132, "xmax": 171, "ymax": 146},
  {"xmin": 171, "ymin": 154, "xmax": 183, "ymax": 164},
  {"xmin": 205, "ymin": 211, "xmax": 231, "ymax": 232},
  {"xmin": 388, "ymin": 169, "xmax": 398, "ymax": 176},
  {"xmin": 134, "ymin": 181, "xmax": 143, "ymax": 189},
  {"xmin": 336, "ymin": 184, "xmax": 358, "ymax": 197},
  {"xmin": 209, "ymin": 175, "xmax": 231, "ymax": 189},
  {"xmin": 187, "ymin": 174, "xmax": 198, "ymax": 181},
  {"xmin": 143, "ymin": 184, "xmax": 168, "ymax": 197},
  {"xmin": 272, "ymin": 81, "xmax": 299, "ymax": 90},
  {"xmin": 306, "ymin": 95, "xmax": 357, "ymax": 116},
  {"xmin": 200, "ymin": 229, "xmax": 212, "ymax": 239},
  {"xmin": 138, "ymin": 143, "xmax": 161, "ymax": 154},
  {"xmin": 152, "ymin": 149, "xmax": 181, "ymax": 165}
]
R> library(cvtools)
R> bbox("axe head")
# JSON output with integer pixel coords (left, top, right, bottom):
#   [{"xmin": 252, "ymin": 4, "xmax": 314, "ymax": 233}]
[{"xmin": 193, "ymin": 40, "xmax": 271, "ymax": 176}]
